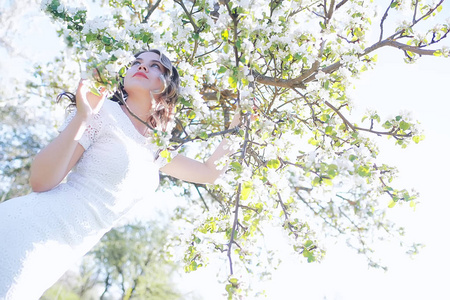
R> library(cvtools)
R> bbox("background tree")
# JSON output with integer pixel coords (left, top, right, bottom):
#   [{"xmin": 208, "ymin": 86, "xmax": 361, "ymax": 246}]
[
  {"xmin": 1, "ymin": 0, "xmax": 449, "ymax": 298},
  {"xmin": 0, "ymin": 0, "xmax": 60, "ymax": 201},
  {"xmin": 41, "ymin": 222, "xmax": 186, "ymax": 300}
]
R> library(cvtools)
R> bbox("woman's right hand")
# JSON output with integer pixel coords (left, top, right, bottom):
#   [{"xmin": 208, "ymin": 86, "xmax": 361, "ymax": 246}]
[{"xmin": 75, "ymin": 79, "xmax": 107, "ymax": 119}]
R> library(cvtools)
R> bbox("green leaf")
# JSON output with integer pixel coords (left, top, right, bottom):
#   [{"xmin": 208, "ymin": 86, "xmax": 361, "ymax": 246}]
[
  {"xmin": 236, "ymin": 39, "xmax": 242, "ymax": 51},
  {"xmin": 302, "ymin": 249, "xmax": 316, "ymax": 262},
  {"xmin": 327, "ymin": 164, "xmax": 338, "ymax": 178},
  {"xmin": 413, "ymin": 135, "xmax": 424, "ymax": 144},
  {"xmin": 119, "ymin": 66, "xmax": 127, "ymax": 77},
  {"xmin": 223, "ymin": 43, "xmax": 230, "ymax": 53},
  {"xmin": 399, "ymin": 120, "xmax": 410, "ymax": 130},
  {"xmin": 267, "ymin": 159, "xmax": 280, "ymax": 169},
  {"xmin": 160, "ymin": 149, "xmax": 169, "ymax": 158},
  {"xmin": 89, "ymin": 87, "xmax": 101, "ymax": 97},
  {"xmin": 383, "ymin": 120, "xmax": 392, "ymax": 129},
  {"xmin": 228, "ymin": 75, "xmax": 237, "ymax": 88},
  {"xmin": 319, "ymin": 114, "xmax": 330, "ymax": 122},
  {"xmin": 308, "ymin": 137, "xmax": 320, "ymax": 146},
  {"xmin": 312, "ymin": 176, "xmax": 321, "ymax": 186},
  {"xmin": 434, "ymin": 50, "xmax": 442, "ymax": 57},
  {"xmin": 102, "ymin": 36, "xmax": 112, "ymax": 45},
  {"xmin": 86, "ymin": 33, "xmax": 96, "ymax": 43},
  {"xmin": 199, "ymin": 131, "xmax": 208, "ymax": 140},
  {"xmin": 323, "ymin": 178, "xmax": 333, "ymax": 186},
  {"xmin": 354, "ymin": 27, "xmax": 363, "ymax": 37},
  {"xmin": 188, "ymin": 110, "xmax": 196, "ymax": 119},
  {"xmin": 221, "ymin": 29, "xmax": 229, "ymax": 41},
  {"xmin": 241, "ymin": 181, "xmax": 253, "ymax": 200},
  {"xmin": 357, "ymin": 165, "xmax": 371, "ymax": 177},
  {"xmin": 388, "ymin": 200, "xmax": 397, "ymax": 208},
  {"xmin": 180, "ymin": 97, "xmax": 193, "ymax": 107},
  {"xmin": 255, "ymin": 203, "xmax": 263, "ymax": 213},
  {"xmin": 372, "ymin": 114, "xmax": 380, "ymax": 123},
  {"xmin": 231, "ymin": 161, "xmax": 242, "ymax": 173},
  {"xmin": 218, "ymin": 66, "xmax": 227, "ymax": 73}
]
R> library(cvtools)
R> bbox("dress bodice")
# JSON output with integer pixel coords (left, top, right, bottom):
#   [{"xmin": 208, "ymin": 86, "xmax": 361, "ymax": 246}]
[{"xmin": 60, "ymin": 100, "xmax": 170, "ymax": 223}]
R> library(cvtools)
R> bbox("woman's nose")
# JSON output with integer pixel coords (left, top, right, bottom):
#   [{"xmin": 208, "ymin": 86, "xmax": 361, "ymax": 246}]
[{"xmin": 138, "ymin": 65, "xmax": 148, "ymax": 72}]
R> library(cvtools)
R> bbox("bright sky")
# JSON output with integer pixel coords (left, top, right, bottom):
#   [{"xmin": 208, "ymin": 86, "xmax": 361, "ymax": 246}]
[{"xmin": 1, "ymin": 1, "xmax": 450, "ymax": 299}]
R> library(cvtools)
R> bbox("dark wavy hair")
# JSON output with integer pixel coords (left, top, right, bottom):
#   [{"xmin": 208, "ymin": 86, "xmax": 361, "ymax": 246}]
[{"xmin": 58, "ymin": 49, "xmax": 180, "ymax": 132}]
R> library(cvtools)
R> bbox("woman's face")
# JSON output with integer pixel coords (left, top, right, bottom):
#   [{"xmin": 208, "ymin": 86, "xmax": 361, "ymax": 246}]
[{"xmin": 124, "ymin": 51, "xmax": 167, "ymax": 97}]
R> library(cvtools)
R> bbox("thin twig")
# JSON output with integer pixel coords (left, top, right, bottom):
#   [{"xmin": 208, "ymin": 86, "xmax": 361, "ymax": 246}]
[
  {"xmin": 195, "ymin": 42, "xmax": 224, "ymax": 58},
  {"xmin": 170, "ymin": 127, "xmax": 240, "ymax": 144},
  {"xmin": 379, "ymin": 0, "xmax": 394, "ymax": 41}
]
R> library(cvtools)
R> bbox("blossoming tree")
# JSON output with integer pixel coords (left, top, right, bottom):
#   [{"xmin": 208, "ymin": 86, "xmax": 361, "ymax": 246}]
[{"xmin": 26, "ymin": 0, "xmax": 450, "ymax": 297}]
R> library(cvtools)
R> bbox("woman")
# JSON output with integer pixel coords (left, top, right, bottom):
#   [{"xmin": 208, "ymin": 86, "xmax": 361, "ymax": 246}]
[{"xmin": 0, "ymin": 49, "xmax": 240, "ymax": 299}]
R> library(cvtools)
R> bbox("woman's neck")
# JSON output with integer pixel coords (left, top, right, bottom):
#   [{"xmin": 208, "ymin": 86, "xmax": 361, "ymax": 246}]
[
  {"xmin": 125, "ymin": 94, "xmax": 152, "ymax": 117},
  {"xmin": 122, "ymin": 95, "xmax": 153, "ymax": 135}
]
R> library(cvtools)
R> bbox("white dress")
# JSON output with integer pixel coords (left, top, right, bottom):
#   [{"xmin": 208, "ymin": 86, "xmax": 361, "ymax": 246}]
[{"xmin": 0, "ymin": 100, "xmax": 174, "ymax": 299}]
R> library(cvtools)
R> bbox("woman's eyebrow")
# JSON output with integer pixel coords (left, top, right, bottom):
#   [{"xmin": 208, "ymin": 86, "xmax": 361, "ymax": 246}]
[
  {"xmin": 149, "ymin": 59, "xmax": 163, "ymax": 66},
  {"xmin": 134, "ymin": 58, "xmax": 163, "ymax": 66}
]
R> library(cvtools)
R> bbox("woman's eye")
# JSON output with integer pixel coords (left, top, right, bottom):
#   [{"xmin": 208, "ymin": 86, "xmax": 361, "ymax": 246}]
[
  {"xmin": 132, "ymin": 61, "xmax": 140, "ymax": 66},
  {"xmin": 151, "ymin": 63, "xmax": 161, "ymax": 70}
]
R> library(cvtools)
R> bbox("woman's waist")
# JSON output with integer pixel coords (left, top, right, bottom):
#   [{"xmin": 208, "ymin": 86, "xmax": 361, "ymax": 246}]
[{"xmin": 62, "ymin": 173, "xmax": 154, "ymax": 216}]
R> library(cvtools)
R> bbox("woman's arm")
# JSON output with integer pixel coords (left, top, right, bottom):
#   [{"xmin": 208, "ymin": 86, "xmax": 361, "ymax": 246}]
[
  {"xmin": 160, "ymin": 111, "xmax": 242, "ymax": 185},
  {"xmin": 29, "ymin": 80, "xmax": 106, "ymax": 192}
]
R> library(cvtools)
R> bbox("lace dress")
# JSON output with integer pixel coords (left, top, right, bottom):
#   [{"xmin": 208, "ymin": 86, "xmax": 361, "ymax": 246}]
[{"xmin": 0, "ymin": 100, "xmax": 174, "ymax": 299}]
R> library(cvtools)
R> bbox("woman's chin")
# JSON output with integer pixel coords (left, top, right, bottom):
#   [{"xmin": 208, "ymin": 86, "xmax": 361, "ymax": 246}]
[{"xmin": 124, "ymin": 83, "xmax": 153, "ymax": 96}]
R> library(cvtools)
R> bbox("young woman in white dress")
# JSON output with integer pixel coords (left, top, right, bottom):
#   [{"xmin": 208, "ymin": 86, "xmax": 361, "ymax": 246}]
[{"xmin": 0, "ymin": 49, "xmax": 240, "ymax": 299}]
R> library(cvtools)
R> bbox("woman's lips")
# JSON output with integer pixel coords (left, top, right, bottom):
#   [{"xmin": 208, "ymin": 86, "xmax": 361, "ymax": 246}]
[{"xmin": 133, "ymin": 72, "xmax": 148, "ymax": 79}]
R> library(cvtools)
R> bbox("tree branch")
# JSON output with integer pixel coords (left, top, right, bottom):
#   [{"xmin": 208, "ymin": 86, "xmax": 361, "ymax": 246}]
[
  {"xmin": 364, "ymin": 40, "xmax": 438, "ymax": 56},
  {"xmin": 227, "ymin": 114, "xmax": 251, "ymax": 275},
  {"xmin": 173, "ymin": 0, "xmax": 199, "ymax": 31},
  {"xmin": 325, "ymin": 0, "xmax": 336, "ymax": 22},
  {"xmin": 142, "ymin": 0, "xmax": 162, "ymax": 23},
  {"xmin": 335, "ymin": 0, "xmax": 349, "ymax": 10},
  {"xmin": 324, "ymin": 100, "xmax": 412, "ymax": 138}
]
